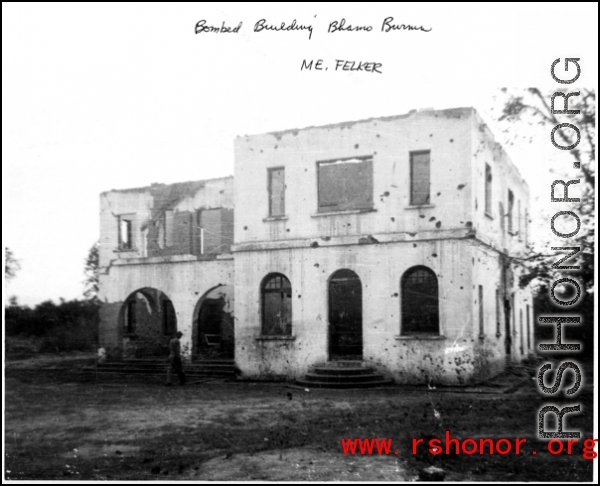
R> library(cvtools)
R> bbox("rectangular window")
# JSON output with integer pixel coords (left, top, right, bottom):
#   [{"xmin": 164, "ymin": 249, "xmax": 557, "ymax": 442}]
[
  {"xmin": 164, "ymin": 210, "xmax": 175, "ymax": 247},
  {"xmin": 196, "ymin": 208, "xmax": 234, "ymax": 256},
  {"xmin": 485, "ymin": 163, "xmax": 492, "ymax": 215},
  {"xmin": 268, "ymin": 167, "xmax": 285, "ymax": 217},
  {"xmin": 518, "ymin": 200, "xmax": 522, "ymax": 239},
  {"xmin": 507, "ymin": 190, "xmax": 514, "ymax": 233},
  {"xmin": 478, "ymin": 285, "xmax": 484, "ymax": 338},
  {"xmin": 519, "ymin": 309, "xmax": 524, "ymax": 355},
  {"xmin": 496, "ymin": 288, "xmax": 501, "ymax": 336},
  {"xmin": 118, "ymin": 216, "xmax": 133, "ymax": 250},
  {"xmin": 317, "ymin": 156, "xmax": 373, "ymax": 212},
  {"xmin": 526, "ymin": 304, "xmax": 531, "ymax": 351},
  {"xmin": 410, "ymin": 151, "xmax": 431, "ymax": 206}
]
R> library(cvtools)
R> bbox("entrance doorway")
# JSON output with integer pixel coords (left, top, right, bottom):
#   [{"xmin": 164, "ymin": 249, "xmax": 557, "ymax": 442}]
[
  {"xmin": 328, "ymin": 269, "xmax": 363, "ymax": 360},
  {"xmin": 194, "ymin": 285, "xmax": 234, "ymax": 359}
]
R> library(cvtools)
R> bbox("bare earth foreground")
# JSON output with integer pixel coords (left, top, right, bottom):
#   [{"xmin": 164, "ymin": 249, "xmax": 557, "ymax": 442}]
[{"xmin": 4, "ymin": 354, "xmax": 595, "ymax": 482}]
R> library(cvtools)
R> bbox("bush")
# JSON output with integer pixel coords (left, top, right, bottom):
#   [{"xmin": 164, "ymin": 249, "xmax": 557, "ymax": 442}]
[{"xmin": 5, "ymin": 298, "xmax": 100, "ymax": 353}]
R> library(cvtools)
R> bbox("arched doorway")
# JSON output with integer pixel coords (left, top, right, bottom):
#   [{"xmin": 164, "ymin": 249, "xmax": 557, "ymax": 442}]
[
  {"xmin": 119, "ymin": 287, "xmax": 177, "ymax": 357},
  {"xmin": 328, "ymin": 269, "xmax": 363, "ymax": 360},
  {"xmin": 400, "ymin": 266, "xmax": 439, "ymax": 335},
  {"xmin": 193, "ymin": 285, "xmax": 234, "ymax": 359}
]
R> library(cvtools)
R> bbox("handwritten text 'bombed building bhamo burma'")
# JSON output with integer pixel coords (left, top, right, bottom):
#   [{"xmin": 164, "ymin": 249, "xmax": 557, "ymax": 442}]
[{"xmin": 98, "ymin": 107, "xmax": 533, "ymax": 385}]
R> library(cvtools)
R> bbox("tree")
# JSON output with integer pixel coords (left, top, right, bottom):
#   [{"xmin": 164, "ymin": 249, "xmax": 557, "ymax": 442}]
[
  {"xmin": 492, "ymin": 88, "xmax": 595, "ymax": 297},
  {"xmin": 83, "ymin": 241, "xmax": 100, "ymax": 301},
  {"xmin": 5, "ymin": 247, "xmax": 21, "ymax": 282}
]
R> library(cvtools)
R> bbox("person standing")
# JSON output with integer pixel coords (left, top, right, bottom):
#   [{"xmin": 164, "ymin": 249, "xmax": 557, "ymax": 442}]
[{"xmin": 166, "ymin": 331, "xmax": 186, "ymax": 386}]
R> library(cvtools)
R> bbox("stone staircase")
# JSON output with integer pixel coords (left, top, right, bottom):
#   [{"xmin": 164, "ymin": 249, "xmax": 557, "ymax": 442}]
[
  {"xmin": 296, "ymin": 361, "xmax": 393, "ymax": 389},
  {"xmin": 83, "ymin": 358, "xmax": 238, "ymax": 382}
]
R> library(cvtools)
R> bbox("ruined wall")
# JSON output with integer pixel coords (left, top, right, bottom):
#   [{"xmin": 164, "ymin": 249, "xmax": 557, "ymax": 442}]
[
  {"xmin": 98, "ymin": 177, "xmax": 235, "ymax": 358},
  {"xmin": 99, "ymin": 177, "xmax": 234, "ymax": 266},
  {"xmin": 234, "ymin": 238, "xmax": 476, "ymax": 385},
  {"xmin": 98, "ymin": 257, "xmax": 234, "ymax": 359},
  {"xmin": 234, "ymin": 108, "xmax": 475, "ymax": 246},
  {"xmin": 469, "ymin": 244, "xmax": 535, "ymax": 380},
  {"xmin": 470, "ymin": 112, "xmax": 531, "ymax": 255}
]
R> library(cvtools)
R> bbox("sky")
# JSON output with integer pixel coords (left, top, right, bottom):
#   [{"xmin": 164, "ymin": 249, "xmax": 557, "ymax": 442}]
[{"xmin": 2, "ymin": 3, "xmax": 598, "ymax": 306}]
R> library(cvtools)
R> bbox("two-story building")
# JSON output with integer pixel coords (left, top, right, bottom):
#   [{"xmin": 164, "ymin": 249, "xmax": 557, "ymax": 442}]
[{"xmin": 98, "ymin": 107, "xmax": 534, "ymax": 385}]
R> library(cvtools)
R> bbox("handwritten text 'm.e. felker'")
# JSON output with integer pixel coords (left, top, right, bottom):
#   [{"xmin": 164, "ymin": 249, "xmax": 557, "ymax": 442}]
[
  {"xmin": 194, "ymin": 17, "xmax": 432, "ymax": 39},
  {"xmin": 301, "ymin": 59, "xmax": 383, "ymax": 74}
]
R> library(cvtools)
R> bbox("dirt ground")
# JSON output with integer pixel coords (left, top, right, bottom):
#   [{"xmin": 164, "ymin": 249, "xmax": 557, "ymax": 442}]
[{"xmin": 3, "ymin": 354, "xmax": 596, "ymax": 482}]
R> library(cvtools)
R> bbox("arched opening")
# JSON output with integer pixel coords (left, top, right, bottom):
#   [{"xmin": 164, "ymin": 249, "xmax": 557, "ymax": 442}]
[
  {"xmin": 261, "ymin": 273, "xmax": 292, "ymax": 336},
  {"xmin": 328, "ymin": 269, "xmax": 362, "ymax": 360},
  {"xmin": 192, "ymin": 285, "xmax": 234, "ymax": 360},
  {"xmin": 119, "ymin": 287, "xmax": 177, "ymax": 357},
  {"xmin": 400, "ymin": 266, "xmax": 439, "ymax": 335}
]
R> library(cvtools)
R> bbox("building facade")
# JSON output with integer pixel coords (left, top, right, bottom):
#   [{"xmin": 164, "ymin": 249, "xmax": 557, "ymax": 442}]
[{"xmin": 98, "ymin": 107, "xmax": 534, "ymax": 385}]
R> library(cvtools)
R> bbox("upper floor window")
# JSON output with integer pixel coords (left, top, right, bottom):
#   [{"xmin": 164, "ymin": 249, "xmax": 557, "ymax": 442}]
[
  {"xmin": 485, "ymin": 163, "xmax": 492, "ymax": 216},
  {"xmin": 118, "ymin": 215, "xmax": 133, "ymax": 250},
  {"xmin": 268, "ymin": 167, "xmax": 285, "ymax": 217},
  {"xmin": 507, "ymin": 189, "xmax": 515, "ymax": 234},
  {"xmin": 410, "ymin": 151, "xmax": 431, "ymax": 206},
  {"xmin": 518, "ymin": 200, "xmax": 522, "ymax": 240},
  {"xmin": 196, "ymin": 208, "xmax": 234, "ymax": 257},
  {"xmin": 317, "ymin": 156, "xmax": 373, "ymax": 212}
]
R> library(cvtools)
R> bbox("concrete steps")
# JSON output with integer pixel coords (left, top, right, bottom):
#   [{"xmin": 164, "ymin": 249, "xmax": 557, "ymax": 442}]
[
  {"xmin": 296, "ymin": 361, "xmax": 393, "ymax": 389},
  {"xmin": 83, "ymin": 358, "xmax": 238, "ymax": 379}
]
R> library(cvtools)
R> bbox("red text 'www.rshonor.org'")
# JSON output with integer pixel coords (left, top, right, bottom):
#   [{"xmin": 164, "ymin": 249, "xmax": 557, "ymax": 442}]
[{"xmin": 340, "ymin": 435, "xmax": 599, "ymax": 459}]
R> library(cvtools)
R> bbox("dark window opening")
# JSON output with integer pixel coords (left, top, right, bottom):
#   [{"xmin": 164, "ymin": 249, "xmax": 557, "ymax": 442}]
[
  {"xmin": 261, "ymin": 273, "xmax": 292, "ymax": 335},
  {"xmin": 526, "ymin": 304, "xmax": 531, "ymax": 351},
  {"xmin": 268, "ymin": 167, "xmax": 285, "ymax": 217},
  {"xmin": 410, "ymin": 151, "xmax": 431, "ymax": 206},
  {"xmin": 485, "ymin": 163, "xmax": 492, "ymax": 215},
  {"xmin": 519, "ymin": 308, "xmax": 524, "ymax": 355},
  {"xmin": 401, "ymin": 266, "xmax": 439, "ymax": 334},
  {"xmin": 496, "ymin": 288, "xmax": 501, "ymax": 336},
  {"xmin": 499, "ymin": 202, "xmax": 505, "ymax": 232},
  {"xmin": 518, "ymin": 200, "xmax": 522, "ymax": 239},
  {"xmin": 479, "ymin": 285, "xmax": 484, "ymax": 337},
  {"xmin": 317, "ymin": 156, "xmax": 373, "ymax": 212},
  {"xmin": 508, "ymin": 190, "xmax": 514, "ymax": 234}
]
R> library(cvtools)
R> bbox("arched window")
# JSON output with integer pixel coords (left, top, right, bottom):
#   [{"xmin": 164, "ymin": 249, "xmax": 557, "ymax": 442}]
[
  {"xmin": 261, "ymin": 273, "xmax": 292, "ymax": 335},
  {"xmin": 401, "ymin": 266, "xmax": 439, "ymax": 335}
]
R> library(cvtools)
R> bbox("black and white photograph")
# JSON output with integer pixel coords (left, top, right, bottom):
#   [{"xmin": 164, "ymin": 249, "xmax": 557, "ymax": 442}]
[{"xmin": 3, "ymin": 2, "xmax": 597, "ymax": 482}]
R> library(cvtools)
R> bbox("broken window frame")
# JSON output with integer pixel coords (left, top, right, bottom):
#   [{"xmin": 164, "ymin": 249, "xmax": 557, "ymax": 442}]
[
  {"xmin": 261, "ymin": 273, "xmax": 293, "ymax": 336},
  {"xmin": 485, "ymin": 163, "xmax": 493, "ymax": 217},
  {"xmin": 118, "ymin": 215, "xmax": 134, "ymax": 251},
  {"xmin": 400, "ymin": 266, "xmax": 440, "ymax": 335},
  {"xmin": 267, "ymin": 167, "xmax": 286, "ymax": 217},
  {"xmin": 164, "ymin": 210, "xmax": 175, "ymax": 247},
  {"xmin": 409, "ymin": 150, "xmax": 431, "ymax": 206},
  {"xmin": 196, "ymin": 208, "xmax": 234, "ymax": 258},
  {"xmin": 316, "ymin": 155, "xmax": 374, "ymax": 213}
]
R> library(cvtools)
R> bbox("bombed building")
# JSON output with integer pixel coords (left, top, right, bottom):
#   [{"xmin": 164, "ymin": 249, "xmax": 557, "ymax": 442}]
[{"xmin": 98, "ymin": 107, "xmax": 534, "ymax": 385}]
